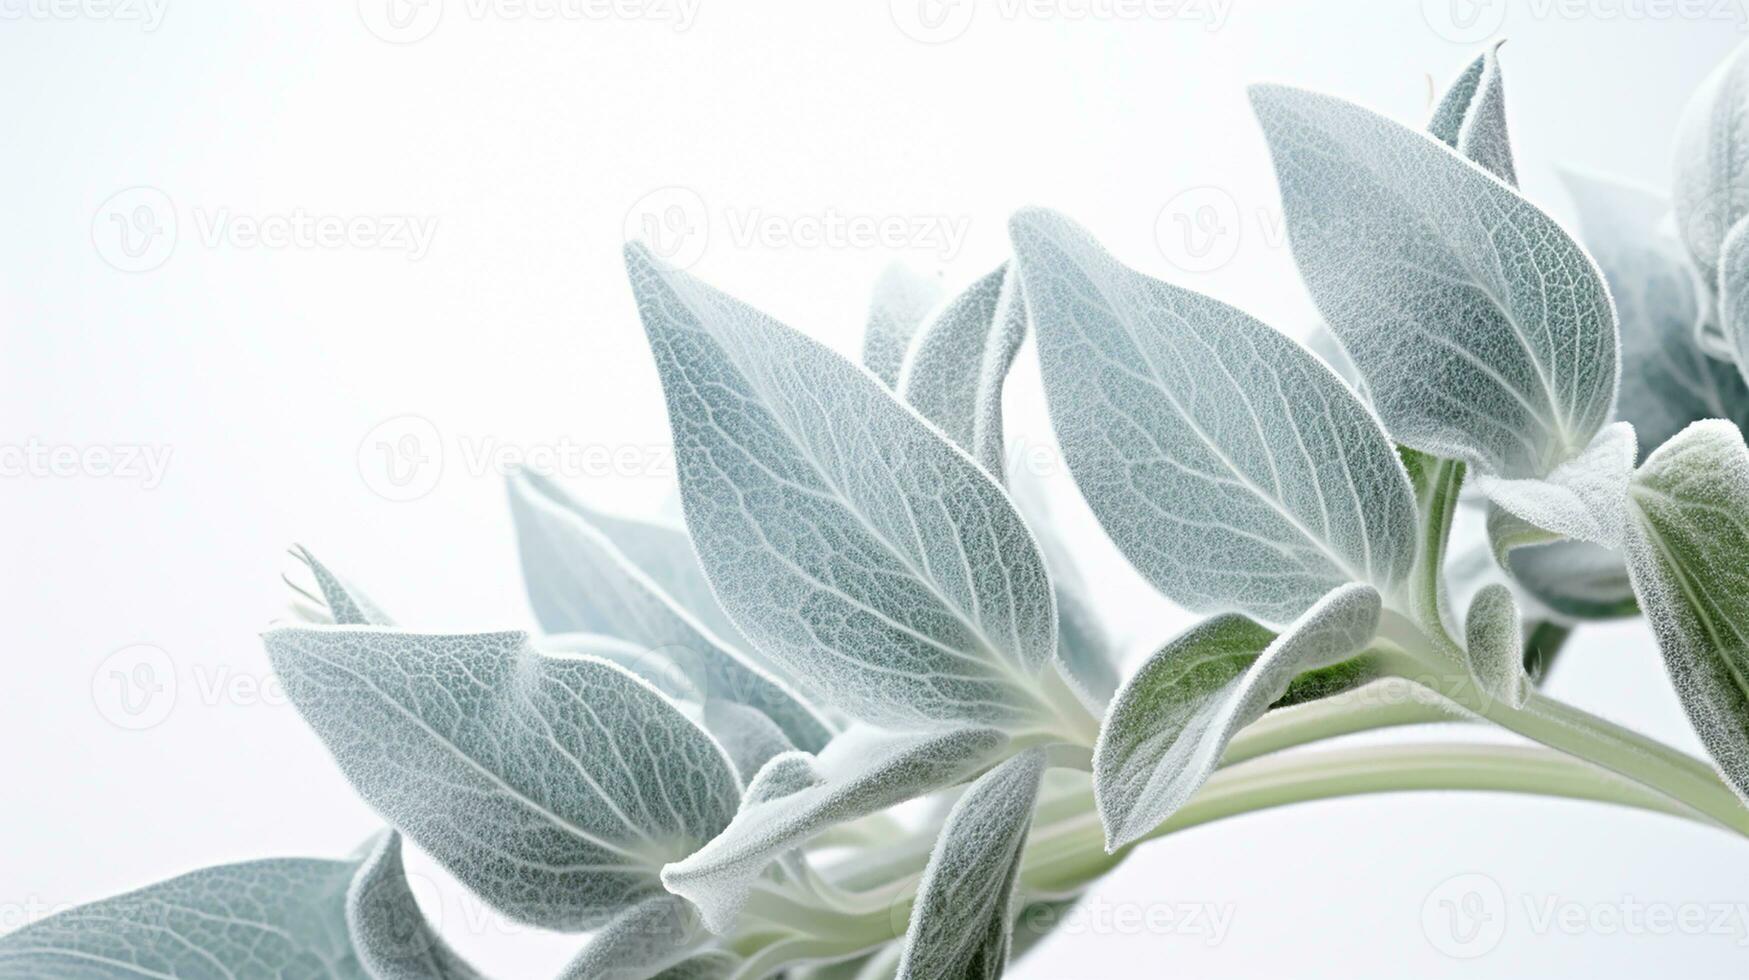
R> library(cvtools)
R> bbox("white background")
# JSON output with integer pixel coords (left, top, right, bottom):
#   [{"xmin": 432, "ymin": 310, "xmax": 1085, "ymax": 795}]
[{"xmin": 5, "ymin": 1, "xmax": 1749, "ymax": 976}]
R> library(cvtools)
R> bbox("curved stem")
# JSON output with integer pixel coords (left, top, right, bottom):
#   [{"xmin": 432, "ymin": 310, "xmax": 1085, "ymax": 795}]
[
  {"xmin": 744, "ymin": 739, "xmax": 1711, "ymax": 977},
  {"xmin": 1017, "ymin": 741, "xmax": 1708, "ymax": 894},
  {"xmin": 1370, "ymin": 625, "xmax": 1749, "ymax": 835},
  {"xmin": 1223, "ymin": 677, "xmax": 1463, "ymax": 764}
]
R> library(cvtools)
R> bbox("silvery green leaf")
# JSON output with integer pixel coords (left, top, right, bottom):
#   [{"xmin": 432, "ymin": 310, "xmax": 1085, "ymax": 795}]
[
  {"xmin": 513, "ymin": 468, "xmax": 748, "ymax": 647},
  {"xmin": 1010, "ymin": 207, "xmax": 1415, "ymax": 626},
  {"xmin": 662, "ymin": 725, "xmax": 1009, "ymax": 933},
  {"xmin": 508, "ymin": 469, "xmax": 831, "ymax": 754},
  {"xmin": 651, "ymin": 954, "xmax": 740, "ymax": 980},
  {"xmin": 1464, "ymin": 583, "xmax": 1528, "ymax": 709},
  {"xmin": 264, "ymin": 626, "xmax": 741, "ymax": 930},
  {"xmin": 1723, "ymin": 216, "xmax": 1749, "ymax": 379},
  {"xmin": 1250, "ymin": 84, "xmax": 1618, "ymax": 479},
  {"xmin": 701, "ymin": 699, "xmax": 797, "ymax": 784},
  {"xmin": 1625, "ymin": 419, "xmax": 1749, "ymax": 804},
  {"xmin": 557, "ymin": 895, "xmax": 706, "ymax": 980},
  {"xmin": 625, "ymin": 242, "xmax": 1059, "ymax": 731},
  {"xmin": 1005, "ymin": 461, "xmax": 1121, "ymax": 709},
  {"xmin": 1673, "ymin": 40, "xmax": 1749, "ymax": 283},
  {"xmin": 288, "ymin": 545, "xmax": 393, "ymax": 626},
  {"xmin": 0, "ymin": 856, "xmax": 367, "ymax": 978},
  {"xmin": 348, "ymin": 831, "xmax": 485, "ymax": 980},
  {"xmin": 1560, "ymin": 170, "xmax": 1749, "ymax": 455},
  {"xmin": 864, "ymin": 262, "xmax": 945, "ymax": 388},
  {"xmin": 1093, "ymin": 583, "xmax": 1381, "ymax": 850},
  {"xmin": 1474, "ymin": 422, "xmax": 1637, "ymax": 553},
  {"xmin": 897, "ymin": 264, "xmax": 1028, "ymax": 478},
  {"xmin": 1427, "ymin": 42, "xmax": 1516, "ymax": 185},
  {"xmin": 1504, "ymin": 539, "xmax": 1638, "ymax": 621},
  {"xmin": 896, "ymin": 749, "xmax": 1043, "ymax": 980}
]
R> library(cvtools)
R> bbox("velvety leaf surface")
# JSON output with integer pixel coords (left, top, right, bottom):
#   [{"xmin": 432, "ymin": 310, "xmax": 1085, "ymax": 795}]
[
  {"xmin": 1427, "ymin": 42, "xmax": 1516, "ymax": 184},
  {"xmin": 0, "ymin": 857, "xmax": 365, "ymax": 979},
  {"xmin": 1626, "ymin": 420, "xmax": 1749, "ymax": 804},
  {"xmin": 662, "ymin": 725, "xmax": 1008, "ymax": 934},
  {"xmin": 863, "ymin": 262, "xmax": 945, "ymax": 389},
  {"xmin": 897, "ymin": 263, "xmax": 1028, "ymax": 478},
  {"xmin": 1251, "ymin": 84, "xmax": 1617, "ymax": 479},
  {"xmin": 1561, "ymin": 170, "xmax": 1748, "ymax": 455},
  {"xmin": 508, "ymin": 468, "xmax": 831, "ymax": 754},
  {"xmin": 557, "ymin": 894, "xmax": 707, "ymax": 980},
  {"xmin": 896, "ymin": 749, "xmax": 1044, "ymax": 980},
  {"xmin": 347, "ymin": 831, "xmax": 485, "ymax": 980},
  {"xmin": 1464, "ymin": 583, "xmax": 1528, "ymax": 709},
  {"xmin": 1012, "ymin": 207, "xmax": 1415, "ymax": 626},
  {"xmin": 1674, "ymin": 40, "xmax": 1749, "ymax": 282},
  {"xmin": 265, "ymin": 626, "xmax": 741, "ymax": 930},
  {"xmin": 626, "ymin": 242, "xmax": 1058, "ymax": 731},
  {"xmin": 1093, "ymin": 584, "xmax": 1381, "ymax": 849}
]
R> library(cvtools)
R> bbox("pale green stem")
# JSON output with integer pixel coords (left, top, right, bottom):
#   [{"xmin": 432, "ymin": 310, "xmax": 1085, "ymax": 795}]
[
  {"xmin": 1372, "ymin": 611, "xmax": 1749, "ymax": 834},
  {"xmin": 733, "ymin": 740, "xmax": 1711, "ymax": 975}
]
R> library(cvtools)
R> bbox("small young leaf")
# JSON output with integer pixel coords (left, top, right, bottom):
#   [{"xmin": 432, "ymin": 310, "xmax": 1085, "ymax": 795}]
[
  {"xmin": 508, "ymin": 468, "xmax": 832, "ymax": 754},
  {"xmin": 1625, "ymin": 419, "xmax": 1749, "ymax": 804},
  {"xmin": 1093, "ymin": 583, "xmax": 1381, "ymax": 850},
  {"xmin": 1561, "ymin": 170, "xmax": 1749, "ymax": 456},
  {"xmin": 348, "ymin": 831, "xmax": 486, "ymax": 980},
  {"xmin": 291, "ymin": 545, "xmax": 393, "ymax": 626},
  {"xmin": 897, "ymin": 264, "xmax": 1029, "ymax": 478},
  {"xmin": 1010, "ymin": 207, "xmax": 1415, "ymax": 625},
  {"xmin": 626, "ymin": 242, "xmax": 1058, "ymax": 731},
  {"xmin": 896, "ymin": 749, "xmax": 1044, "ymax": 980},
  {"xmin": 662, "ymin": 725, "xmax": 1009, "ymax": 934},
  {"xmin": 1673, "ymin": 40, "xmax": 1749, "ymax": 282},
  {"xmin": 557, "ymin": 894, "xmax": 707, "ymax": 980},
  {"xmin": 265, "ymin": 627, "xmax": 741, "ymax": 930},
  {"xmin": 1250, "ymin": 84, "xmax": 1617, "ymax": 479},
  {"xmin": 1722, "ymin": 216, "xmax": 1749, "ymax": 380},
  {"xmin": 1464, "ymin": 583, "xmax": 1528, "ymax": 709},
  {"xmin": 1475, "ymin": 422, "xmax": 1637, "ymax": 554},
  {"xmin": 864, "ymin": 262, "xmax": 945, "ymax": 388},
  {"xmin": 0, "ymin": 857, "xmax": 368, "ymax": 978},
  {"xmin": 1428, "ymin": 42, "xmax": 1516, "ymax": 185}
]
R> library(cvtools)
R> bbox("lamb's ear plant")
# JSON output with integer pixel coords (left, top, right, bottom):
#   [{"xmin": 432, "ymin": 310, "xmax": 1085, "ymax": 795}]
[{"xmin": 18, "ymin": 41, "xmax": 1749, "ymax": 980}]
